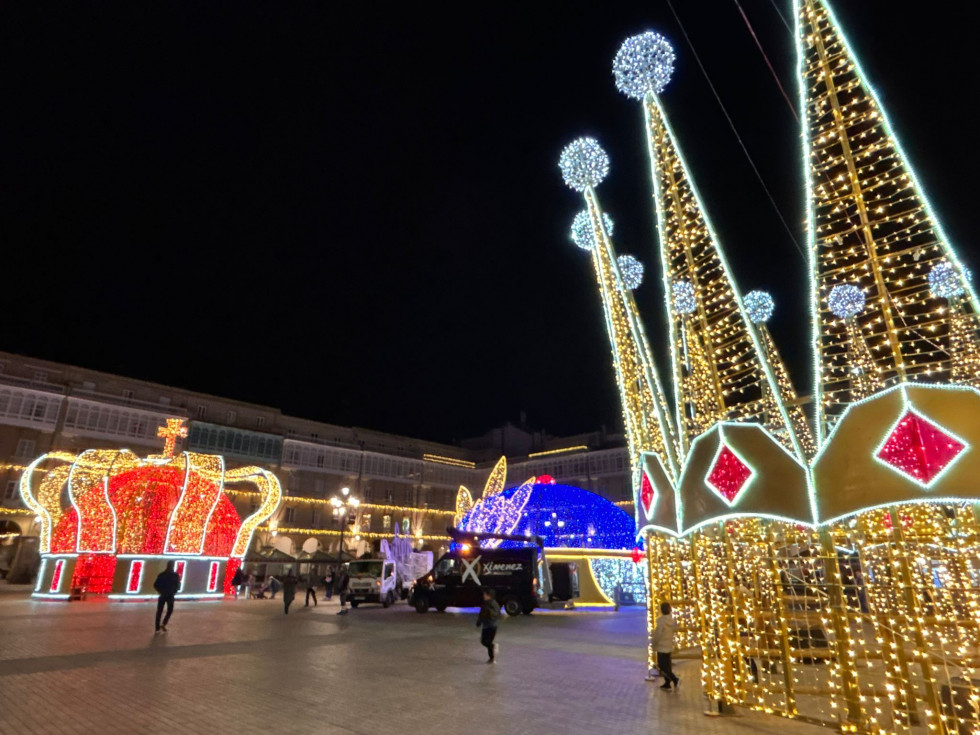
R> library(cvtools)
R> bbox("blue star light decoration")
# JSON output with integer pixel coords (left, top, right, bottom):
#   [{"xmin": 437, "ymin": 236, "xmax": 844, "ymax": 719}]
[
  {"xmin": 617, "ymin": 255, "xmax": 644, "ymax": 290},
  {"xmin": 559, "ymin": 137, "xmax": 610, "ymax": 192},
  {"xmin": 744, "ymin": 290, "xmax": 775, "ymax": 325},
  {"xmin": 828, "ymin": 283, "xmax": 866, "ymax": 319},
  {"xmin": 613, "ymin": 31, "xmax": 676, "ymax": 99},
  {"xmin": 928, "ymin": 261, "xmax": 967, "ymax": 299},
  {"xmin": 672, "ymin": 280, "xmax": 697, "ymax": 315},
  {"xmin": 570, "ymin": 210, "xmax": 614, "ymax": 251}
]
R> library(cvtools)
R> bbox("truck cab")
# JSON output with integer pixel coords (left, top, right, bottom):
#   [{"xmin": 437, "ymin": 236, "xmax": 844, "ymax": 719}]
[
  {"xmin": 347, "ymin": 559, "xmax": 398, "ymax": 608},
  {"xmin": 410, "ymin": 543, "xmax": 540, "ymax": 616}
]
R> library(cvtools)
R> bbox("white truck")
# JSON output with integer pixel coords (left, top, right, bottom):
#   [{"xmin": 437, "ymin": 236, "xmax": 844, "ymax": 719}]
[{"xmin": 346, "ymin": 559, "xmax": 399, "ymax": 608}]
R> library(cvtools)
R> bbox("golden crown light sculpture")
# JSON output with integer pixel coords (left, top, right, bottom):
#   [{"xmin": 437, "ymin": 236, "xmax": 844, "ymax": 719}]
[
  {"xmin": 20, "ymin": 419, "xmax": 281, "ymax": 600},
  {"xmin": 561, "ymin": 1, "xmax": 980, "ymax": 731}
]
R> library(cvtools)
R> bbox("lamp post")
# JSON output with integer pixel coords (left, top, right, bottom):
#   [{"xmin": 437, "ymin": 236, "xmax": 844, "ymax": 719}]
[{"xmin": 330, "ymin": 486, "xmax": 360, "ymax": 565}]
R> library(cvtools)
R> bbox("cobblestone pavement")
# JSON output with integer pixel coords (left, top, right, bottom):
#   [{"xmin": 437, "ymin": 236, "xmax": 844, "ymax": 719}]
[{"xmin": 0, "ymin": 585, "xmax": 827, "ymax": 735}]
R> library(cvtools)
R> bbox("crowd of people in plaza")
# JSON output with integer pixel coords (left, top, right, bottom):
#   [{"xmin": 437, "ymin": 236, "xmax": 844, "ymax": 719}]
[
  {"xmin": 226, "ymin": 565, "xmax": 352, "ymax": 614},
  {"xmin": 154, "ymin": 563, "xmax": 354, "ymax": 632}
]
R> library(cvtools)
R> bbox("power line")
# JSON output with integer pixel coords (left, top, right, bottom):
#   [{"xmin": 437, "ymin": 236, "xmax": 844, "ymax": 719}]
[{"xmin": 663, "ymin": 0, "xmax": 807, "ymax": 262}]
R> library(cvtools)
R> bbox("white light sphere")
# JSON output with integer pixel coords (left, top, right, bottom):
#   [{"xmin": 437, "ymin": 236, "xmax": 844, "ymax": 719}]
[
  {"xmin": 828, "ymin": 284, "xmax": 865, "ymax": 319},
  {"xmin": 570, "ymin": 210, "xmax": 614, "ymax": 251},
  {"xmin": 928, "ymin": 261, "xmax": 966, "ymax": 299},
  {"xmin": 744, "ymin": 290, "xmax": 775, "ymax": 325},
  {"xmin": 672, "ymin": 280, "xmax": 697, "ymax": 314},
  {"xmin": 613, "ymin": 31, "xmax": 676, "ymax": 100},
  {"xmin": 559, "ymin": 137, "xmax": 610, "ymax": 192},
  {"xmin": 617, "ymin": 255, "xmax": 644, "ymax": 290}
]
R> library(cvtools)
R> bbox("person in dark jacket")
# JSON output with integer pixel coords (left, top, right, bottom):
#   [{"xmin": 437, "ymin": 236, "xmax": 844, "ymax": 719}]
[
  {"xmin": 324, "ymin": 569, "xmax": 334, "ymax": 600},
  {"xmin": 282, "ymin": 570, "xmax": 298, "ymax": 614},
  {"xmin": 336, "ymin": 568, "xmax": 350, "ymax": 615},
  {"xmin": 476, "ymin": 588, "xmax": 501, "ymax": 663},
  {"xmin": 154, "ymin": 561, "xmax": 181, "ymax": 633},
  {"xmin": 304, "ymin": 572, "xmax": 318, "ymax": 607},
  {"xmin": 231, "ymin": 567, "xmax": 245, "ymax": 599}
]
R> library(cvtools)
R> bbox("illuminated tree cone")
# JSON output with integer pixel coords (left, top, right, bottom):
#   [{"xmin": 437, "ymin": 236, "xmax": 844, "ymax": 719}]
[
  {"xmin": 842, "ymin": 317, "xmax": 882, "ymax": 401},
  {"xmin": 585, "ymin": 190, "xmax": 680, "ymax": 481},
  {"xmin": 797, "ymin": 0, "xmax": 980, "ymax": 441},
  {"xmin": 643, "ymin": 96, "xmax": 805, "ymax": 460},
  {"xmin": 753, "ymin": 325, "xmax": 815, "ymax": 456},
  {"xmin": 949, "ymin": 306, "xmax": 980, "ymax": 386}
]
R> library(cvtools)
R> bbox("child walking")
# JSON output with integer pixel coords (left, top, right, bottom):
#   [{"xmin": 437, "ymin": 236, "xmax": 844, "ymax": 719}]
[
  {"xmin": 476, "ymin": 588, "xmax": 501, "ymax": 663},
  {"xmin": 652, "ymin": 601, "xmax": 680, "ymax": 690}
]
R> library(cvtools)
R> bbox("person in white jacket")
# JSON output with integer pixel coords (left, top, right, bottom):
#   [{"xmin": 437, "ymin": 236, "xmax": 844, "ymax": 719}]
[{"xmin": 652, "ymin": 601, "xmax": 680, "ymax": 690}]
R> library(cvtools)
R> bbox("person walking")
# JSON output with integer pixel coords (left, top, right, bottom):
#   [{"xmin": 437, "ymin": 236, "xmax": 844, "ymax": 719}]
[
  {"xmin": 304, "ymin": 572, "xmax": 318, "ymax": 607},
  {"xmin": 324, "ymin": 568, "xmax": 334, "ymax": 600},
  {"xmin": 652, "ymin": 601, "xmax": 680, "ymax": 690},
  {"xmin": 231, "ymin": 566, "xmax": 245, "ymax": 599},
  {"xmin": 476, "ymin": 588, "xmax": 501, "ymax": 663},
  {"xmin": 336, "ymin": 567, "xmax": 350, "ymax": 615},
  {"xmin": 154, "ymin": 561, "xmax": 181, "ymax": 634},
  {"xmin": 282, "ymin": 570, "xmax": 298, "ymax": 614},
  {"xmin": 246, "ymin": 572, "xmax": 256, "ymax": 599},
  {"xmin": 267, "ymin": 575, "xmax": 282, "ymax": 599}
]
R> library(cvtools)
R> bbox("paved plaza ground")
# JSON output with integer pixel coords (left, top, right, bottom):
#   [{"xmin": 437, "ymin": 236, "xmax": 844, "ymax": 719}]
[{"xmin": 0, "ymin": 584, "xmax": 828, "ymax": 735}]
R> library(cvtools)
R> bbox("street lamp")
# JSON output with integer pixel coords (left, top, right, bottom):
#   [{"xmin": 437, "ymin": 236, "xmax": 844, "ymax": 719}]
[{"xmin": 330, "ymin": 486, "xmax": 360, "ymax": 565}]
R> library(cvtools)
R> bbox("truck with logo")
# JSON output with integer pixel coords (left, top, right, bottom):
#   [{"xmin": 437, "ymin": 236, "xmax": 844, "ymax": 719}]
[
  {"xmin": 409, "ymin": 531, "xmax": 549, "ymax": 616},
  {"xmin": 346, "ymin": 558, "xmax": 399, "ymax": 608}
]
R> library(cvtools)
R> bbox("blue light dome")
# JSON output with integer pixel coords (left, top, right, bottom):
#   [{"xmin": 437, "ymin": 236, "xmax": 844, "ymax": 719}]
[{"xmin": 459, "ymin": 482, "xmax": 636, "ymax": 550}]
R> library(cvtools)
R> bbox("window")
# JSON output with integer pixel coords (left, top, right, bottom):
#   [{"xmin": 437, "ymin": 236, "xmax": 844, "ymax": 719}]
[
  {"xmin": 226, "ymin": 410, "xmax": 237, "ymax": 424},
  {"xmin": 158, "ymin": 397, "xmax": 171, "ymax": 406},
  {"xmin": 15, "ymin": 439, "xmax": 35, "ymax": 459},
  {"xmin": 33, "ymin": 370, "xmax": 48, "ymax": 383},
  {"xmin": 196, "ymin": 405, "xmax": 207, "ymax": 418},
  {"xmin": 81, "ymin": 381, "xmax": 96, "ymax": 391},
  {"xmin": 256, "ymin": 417, "xmax": 266, "ymax": 429},
  {"xmin": 382, "ymin": 515, "xmax": 391, "ymax": 530},
  {"xmin": 121, "ymin": 389, "xmax": 134, "ymax": 401},
  {"xmin": 361, "ymin": 514, "xmax": 371, "ymax": 530},
  {"xmin": 401, "ymin": 518, "xmax": 410, "ymax": 534},
  {"xmin": 4, "ymin": 480, "xmax": 17, "ymax": 500},
  {"xmin": 311, "ymin": 510, "xmax": 319, "ymax": 526},
  {"xmin": 284, "ymin": 507, "xmax": 295, "ymax": 523}
]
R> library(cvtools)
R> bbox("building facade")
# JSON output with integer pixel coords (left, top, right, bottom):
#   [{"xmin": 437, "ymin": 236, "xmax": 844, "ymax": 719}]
[{"xmin": 0, "ymin": 350, "xmax": 631, "ymax": 572}]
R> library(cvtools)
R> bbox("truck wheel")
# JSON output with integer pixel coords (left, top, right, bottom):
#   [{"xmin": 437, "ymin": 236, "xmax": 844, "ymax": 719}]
[
  {"xmin": 383, "ymin": 592, "xmax": 393, "ymax": 608},
  {"xmin": 435, "ymin": 603, "xmax": 447, "ymax": 612},
  {"xmin": 521, "ymin": 601, "xmax": 536, "ymax": 615},
  {"xmin": 414, "ymin": 598, "xmax": 429, "ymax": 613},
  {"xmin": 503, "ymin": 597, "xmax": 522, "ymax": 617},
  {"xmin": 349, "ymin": 600, "xmax": 359, "ymax": 608}
]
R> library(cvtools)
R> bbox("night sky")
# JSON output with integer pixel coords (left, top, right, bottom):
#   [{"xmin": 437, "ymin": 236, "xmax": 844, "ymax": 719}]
[{"xmin": 3, "ymin": 3, "xmax": 979, "ymax": 444}]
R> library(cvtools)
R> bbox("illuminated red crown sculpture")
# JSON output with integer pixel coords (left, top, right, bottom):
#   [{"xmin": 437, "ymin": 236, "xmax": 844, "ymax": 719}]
[{"xmin": 20, "ymin": 419, "xmax": 281, "ymax": 600}]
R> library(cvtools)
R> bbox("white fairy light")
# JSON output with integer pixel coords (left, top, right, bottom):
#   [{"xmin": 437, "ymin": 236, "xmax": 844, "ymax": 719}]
[
  {"xmin": 559, "ymin": 137, "xmax": 610, "ymax": 192},
  {"xmin": 673, "ymin": 280, "xmax": 696, "ymax": 314},
  {"xmin": 828, "ymin": 284, "xmax": 865, "ymax": 319},
  {"xmin": 617, "ymin": 255, "xmax": 644, "ymax": 290},
  {"xmin": 570, "ymin": 210, "xmax": 614, "ymax": 251},
  {"xmin": 613, "ymin": 31, "xmax": 676, "ymax": 100},
  {"xmin": 744, "ymin": 290, "xmax": 775, "ymax": 325}
]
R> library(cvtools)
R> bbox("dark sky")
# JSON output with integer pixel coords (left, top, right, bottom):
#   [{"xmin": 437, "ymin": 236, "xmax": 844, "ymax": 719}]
[{"xmin": 3, "ymin": 3, "xmax": 979, "ymax": 444}]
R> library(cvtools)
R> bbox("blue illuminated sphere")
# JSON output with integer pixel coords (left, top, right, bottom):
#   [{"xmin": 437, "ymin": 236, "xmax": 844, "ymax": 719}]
[{"xmin": 459, "ymin": 482, "xmax": 636, "ymax": 550}]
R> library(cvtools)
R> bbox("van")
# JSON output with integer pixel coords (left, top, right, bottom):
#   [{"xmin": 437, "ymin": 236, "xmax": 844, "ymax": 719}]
[
  {"xmin": 347, "ymin": 559, "xmax": 399, "ymax": 607},
  {"xmin": 410, "ymin": 543, "xmax": 539, "ymax": 616}
]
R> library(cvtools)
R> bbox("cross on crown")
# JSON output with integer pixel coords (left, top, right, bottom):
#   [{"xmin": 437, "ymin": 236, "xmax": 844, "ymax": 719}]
[{"xmin": 155, "ymin": 418, "xmax": 188, "ymax": 458}]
